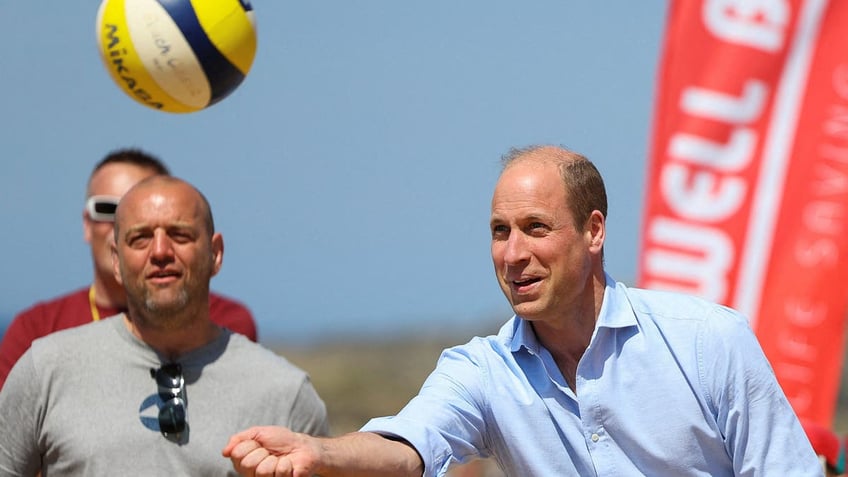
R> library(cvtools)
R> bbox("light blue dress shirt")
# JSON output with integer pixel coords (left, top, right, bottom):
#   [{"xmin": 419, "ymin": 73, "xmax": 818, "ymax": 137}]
[{"xmin": 361, "ymin": 275, "xmax": 821, "ymax": 476}]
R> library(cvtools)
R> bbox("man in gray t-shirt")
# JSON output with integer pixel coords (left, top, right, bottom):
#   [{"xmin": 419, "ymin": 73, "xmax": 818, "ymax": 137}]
[{"xmin": 0, "ymin": 176, "xmax": 327, "ymax": 476}]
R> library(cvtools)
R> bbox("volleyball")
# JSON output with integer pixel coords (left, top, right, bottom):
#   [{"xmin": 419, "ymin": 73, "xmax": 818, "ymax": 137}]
[{"xmin": 95, "ymin": 0, "xmax": 257, "ymax": 113}]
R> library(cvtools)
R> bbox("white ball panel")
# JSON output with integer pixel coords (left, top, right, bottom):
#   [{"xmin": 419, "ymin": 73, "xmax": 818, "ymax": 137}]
[{"xmin": 124, "ymin": 0, "xmax": 211, "ymax": 108}]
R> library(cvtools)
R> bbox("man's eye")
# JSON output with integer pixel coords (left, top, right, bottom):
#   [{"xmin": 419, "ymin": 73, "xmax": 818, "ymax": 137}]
[
  {"xmin": 171, "ymin": 233, "xmax": 192, "ymax": 243},
  {"xmin": 491, "ymin": 224, "xmax": 509, "ymax": 238},
  {"xmin": 528, "ymin": 222, "xmax": 548, "ymax": 234},
  {"xmin": 128, "ymin": 236, "xmax": 150, "ymax": 248}
]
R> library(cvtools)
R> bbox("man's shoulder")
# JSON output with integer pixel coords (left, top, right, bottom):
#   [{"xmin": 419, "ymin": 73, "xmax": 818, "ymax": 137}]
[
  {"xmin": 211, "ymin": 335, "xmax": 318, "ymax": 404},
  {"xmin": 621, "ymin": 285, "xmax": 726, "ymax": 318},
  {"xmin": 432, "ymin": 319, "xmax": 518, "ymax": 367},
  {"xmin": 32, "ymin": 317, "xmax": 116, "ymax": 347},
  {"xmin": 209, "ymin": 292, "xmax": 250, "ymax": 311},
  {"xmin": 209, "ymin": 292, "xmax": 258, "ymax": 341},
  {"xmin": 27, "ymin": 318, "xmax": 119, "ymax": 367},
  {"xmin": 220, "ymin": 333, "xmax": 309, "ymax": 378},
  {"xmin": 8, "ymin": 288, "xmax": 91, "ymax": 338},
  {"xmin": 620, "ymin": 284, "xmax": 750, "ymax": 335}
]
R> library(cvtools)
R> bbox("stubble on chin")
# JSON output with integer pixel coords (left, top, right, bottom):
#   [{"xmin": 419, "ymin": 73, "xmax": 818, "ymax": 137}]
[{"xmin": 139, "ymin": 288, "xmax": 192, "ymax": 330}]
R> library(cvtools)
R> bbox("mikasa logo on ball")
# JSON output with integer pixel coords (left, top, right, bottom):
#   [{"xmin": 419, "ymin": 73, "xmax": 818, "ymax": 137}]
[
  {"xmin": 95, "ymin": 0, "xmax": 258, "ymax": 114},
  {"xmin": 100, "ymin": 23, "xmax": 164, "ymax": 110}
]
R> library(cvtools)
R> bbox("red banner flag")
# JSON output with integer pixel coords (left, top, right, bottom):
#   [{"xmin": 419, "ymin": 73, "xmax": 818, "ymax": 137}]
[{"xmin": 637, "ymin": 0, "xmax": 848, "ymax": 426}]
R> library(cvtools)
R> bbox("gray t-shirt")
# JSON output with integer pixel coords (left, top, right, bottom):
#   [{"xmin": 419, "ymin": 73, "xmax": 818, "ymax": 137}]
[{"xmin": 0, "ymin": 315, "xmax": 328, "ymax": 476}]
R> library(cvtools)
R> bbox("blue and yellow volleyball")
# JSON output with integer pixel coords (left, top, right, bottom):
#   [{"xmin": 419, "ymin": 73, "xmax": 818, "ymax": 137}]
[{"xmin": 96, "ymin": 0, "xmax": 257, "ymax": 113}]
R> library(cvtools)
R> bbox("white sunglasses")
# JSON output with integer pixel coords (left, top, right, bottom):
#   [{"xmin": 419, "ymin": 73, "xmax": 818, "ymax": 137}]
[{"xmin": 85, "ymin": 195, "xmax": 121, "ymax": 222}]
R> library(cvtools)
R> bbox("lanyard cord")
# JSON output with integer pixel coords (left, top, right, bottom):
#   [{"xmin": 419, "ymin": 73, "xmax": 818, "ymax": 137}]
[{"xmin": 88, "ymin": 285, "xmax": 101, "ymax": 322}]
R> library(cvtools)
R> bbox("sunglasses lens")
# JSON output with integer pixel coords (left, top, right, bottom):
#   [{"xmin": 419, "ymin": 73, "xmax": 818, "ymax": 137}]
[
  {"xmin": 151, "ymin": 363, "xmax": 187, "ymax": 438},
  {"xmin": 93, "ymin": 201, "xmax": 117, "ymax": 215},
  {"xmin": 154, "ymin": 363, "xmax": 182, "ymax": 390},
  {"xmin": 86, "ymin": 195, "xmax": 120, "ymax": 222},
  {"xmin": 159, "ymin": 398, "xmax": 186, "ymax": 434}
]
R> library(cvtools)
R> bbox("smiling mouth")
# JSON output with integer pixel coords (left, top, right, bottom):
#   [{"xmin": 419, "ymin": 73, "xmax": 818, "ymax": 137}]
[
  {"xmin": 512, "ymin": 277, "xmax": 541, "ymax": 287},
  {"xmin": 148, "ymin": 270, "xmax": 180, "ymax": 281}
]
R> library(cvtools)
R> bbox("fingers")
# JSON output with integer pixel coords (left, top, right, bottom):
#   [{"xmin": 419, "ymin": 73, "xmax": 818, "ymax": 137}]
[
  {"xmin": 225, "ymin": 426, "xmax": 296, "ymax": 457},
  {"xmin": 223, "ymin": 426, "xmax": 313, "ymax": 477},
  {"xmin": 257, "ymin": 454, "xmax": 288, "ymax": 477},
  {"xmin": 246, "ymin": 455, "xmax": 299, "ymax": 477},
  {"xmin": 227, "ymin": 439, "xmax": 268, "ymax": 477},
  {"xmin": 223, "ymin": 426, "xmax": 264, "ymax": 456},
  {"xmin": 229, "ymin": 444, "xmax": 296, "ymax": 477}
]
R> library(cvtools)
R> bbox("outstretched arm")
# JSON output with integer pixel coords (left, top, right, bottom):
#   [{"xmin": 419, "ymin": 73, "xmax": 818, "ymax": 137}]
[{"xmin": 223, "ymin": 426, "xmax": 424, "ymax": 477}]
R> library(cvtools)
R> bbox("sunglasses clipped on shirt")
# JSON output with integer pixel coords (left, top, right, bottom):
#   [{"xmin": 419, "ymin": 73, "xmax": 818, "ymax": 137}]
[
  {"xmin": 85, "ymin": 195, "xmax": 120, "ymax": 222},
  {"xmin": 150, "ymin": 363, "xmax": 187, "ymax": 440}
]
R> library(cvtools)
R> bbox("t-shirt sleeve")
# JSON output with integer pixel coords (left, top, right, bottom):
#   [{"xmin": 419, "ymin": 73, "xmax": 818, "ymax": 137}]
[
  {"xmin": 0, "ymin": 307, "xmax": 43, "ymax": 391},
  {"xmin": 287, "ymin": 376, "xmax": 329, "ymax": 437},
  {"xmin": 360, "ymin": 345, "xmax": 488, "ymax": 477},
  {"xmin": 0, "ymin": 349, "xmax": 43, "ymax": 476}
]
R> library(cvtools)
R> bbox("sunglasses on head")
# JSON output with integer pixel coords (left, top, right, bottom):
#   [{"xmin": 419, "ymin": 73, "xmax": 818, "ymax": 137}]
[
  {"xmin": 150, "ymin": 363, "xmax": 187, "ymax": 440},
  {"xmin": 85, "ymin": 195, "xmax": 121, "ymax": 222}
]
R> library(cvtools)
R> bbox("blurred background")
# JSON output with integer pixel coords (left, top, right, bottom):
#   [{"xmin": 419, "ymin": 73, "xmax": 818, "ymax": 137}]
[{"xmin": 0, "ymin": 1, "xmax": 663, "ymax": 345}]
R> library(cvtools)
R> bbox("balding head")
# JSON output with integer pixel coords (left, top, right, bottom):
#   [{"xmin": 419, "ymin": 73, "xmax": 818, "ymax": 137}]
[
  {"xmin": 500, "ymin": 145, "xmax": 607, "ymax": 229},
  {"xmin": 114, "ymin": 176, "xmax": 215, "ymax": 242}
]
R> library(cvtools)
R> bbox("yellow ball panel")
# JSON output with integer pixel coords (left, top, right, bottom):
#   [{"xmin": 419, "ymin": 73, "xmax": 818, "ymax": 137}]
[
  {"xmin": 190, "ymin": 0, "xmax": 257, "ymax": 75},
  {"xmin": 97, "ymin": 0, "xmax": 201, "ymax": 113}
]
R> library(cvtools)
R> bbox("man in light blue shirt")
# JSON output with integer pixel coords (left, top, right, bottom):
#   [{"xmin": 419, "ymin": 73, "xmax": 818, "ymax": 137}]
[{"xmin": 223, "ymin": 145, "xmax": 821, "ymax": 476}]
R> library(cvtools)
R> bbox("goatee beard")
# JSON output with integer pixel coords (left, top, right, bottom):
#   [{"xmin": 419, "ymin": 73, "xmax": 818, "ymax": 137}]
[{"xmin": 142, "ymin": 289, "xmax": 191, "ymax": 330}]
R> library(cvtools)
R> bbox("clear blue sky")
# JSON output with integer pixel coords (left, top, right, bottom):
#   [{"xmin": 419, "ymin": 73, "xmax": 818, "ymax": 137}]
[{"xmin": 0, "ymin": 2, "xmax": 668, "ymax": 345}]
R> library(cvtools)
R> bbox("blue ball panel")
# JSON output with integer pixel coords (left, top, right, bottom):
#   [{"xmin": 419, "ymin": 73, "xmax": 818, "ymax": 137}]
[{"xmin": 156, "ymin": 0, "xmax": 246, "ymax": 106}]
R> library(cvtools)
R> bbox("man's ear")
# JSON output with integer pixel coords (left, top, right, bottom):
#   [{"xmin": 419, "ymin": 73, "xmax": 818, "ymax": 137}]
[
  {"xmin": 586, "ymin": 210, "xmax": 605, "ymax": 255},
  {"xmin": 111, "ymin": 243, "xmax": 123, "ymax": 285},
  {"xmin": 210, "ymin": 233, "xmax": 224, "ymax": 277},
  {"xmin": 83, "ymin": 211, "xmax": 93, "ymax": 244}
]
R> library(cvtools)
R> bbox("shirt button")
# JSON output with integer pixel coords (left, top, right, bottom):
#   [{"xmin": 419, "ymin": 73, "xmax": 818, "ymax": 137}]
[{"xmin": 591, "ymin": 433, "xmax": 600, "ymax": 442}]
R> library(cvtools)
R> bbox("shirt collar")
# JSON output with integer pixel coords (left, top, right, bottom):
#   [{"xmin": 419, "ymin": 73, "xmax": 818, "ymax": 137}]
[
  {"xmin": 507, "ymin": 273, "xmax": 638, "ymax": 354},
  {"xmin": 596, "ymin": 273, "xmax": 639, "ymax": 330},
  {"xmin": 509, "ymin": 317, "xmax": 540, "ymax": 354}
]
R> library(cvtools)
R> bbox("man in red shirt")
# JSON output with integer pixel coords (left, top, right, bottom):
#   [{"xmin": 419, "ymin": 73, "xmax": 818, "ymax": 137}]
[{"xmin": 0, "ymin": 148, "xmax": 257, "ymax": 390}]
